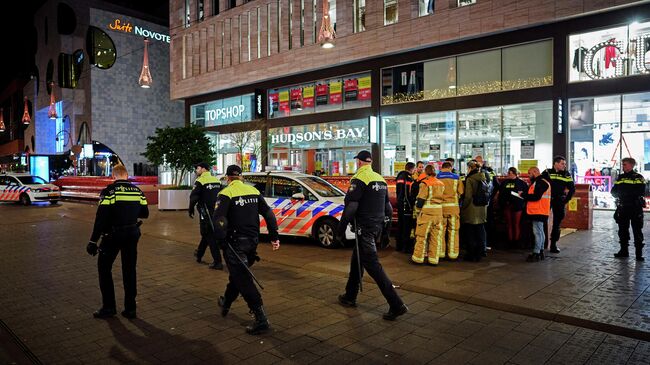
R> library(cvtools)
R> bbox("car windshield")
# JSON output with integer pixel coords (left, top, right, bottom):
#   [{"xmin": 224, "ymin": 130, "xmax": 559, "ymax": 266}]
[
  {"xmin": 297, "ymin": 176, "xmax": 344, "ymax": 197},
  {"xmin": 17, "ymin": 176, "xmax": 47, "ymax": 185}
]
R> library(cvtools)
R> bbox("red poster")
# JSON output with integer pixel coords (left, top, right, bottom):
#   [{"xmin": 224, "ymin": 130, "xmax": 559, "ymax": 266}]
[
  {"xmin": 290, "ymin": 88, "xmax": 303, "ymax": 110},
  {"xmin": 269, "ymin": 93, "xmax": 279, "ymax": 113},
  {"xmin": 316, "ymin": 84, "xmax": 329, "ymax": 106},
  {"xmin": 344, "ymin": 79, "xmax": 359, "ymax": 102},
  {"xmin": 279, "ymin": 91, "xmax": 290, "ymax": 113}
]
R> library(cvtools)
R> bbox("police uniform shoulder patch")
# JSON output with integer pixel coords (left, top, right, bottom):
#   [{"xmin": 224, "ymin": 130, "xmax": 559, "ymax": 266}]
[{"xmin": 349, "ymin": 184, "xmax": 356, "ymax": 192}]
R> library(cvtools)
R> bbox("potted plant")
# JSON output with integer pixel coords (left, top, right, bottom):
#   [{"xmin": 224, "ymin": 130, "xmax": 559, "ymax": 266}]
[{"xmin": 143, "ymin": 124, "xmax": 214, "ymax": 210}]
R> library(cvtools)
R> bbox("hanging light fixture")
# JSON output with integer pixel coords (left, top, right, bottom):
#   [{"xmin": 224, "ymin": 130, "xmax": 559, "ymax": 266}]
[
  {"xmin": 0, "ymin": 108, "xmax": 5, "ymax": 133},
  {"xmin": 21, "ymin": 96, "xmax": 31, "ymax": 125},
  {"xmin": 48, "ymin": 82, "xmax": 58, "ymax": 119},
  {"xmin": 138, "ymin": 38, "xmax": 153, "ymax": 88},
  {"xmin": 317, "ymin": 0, "xmax": 335, "ymax": 49}
]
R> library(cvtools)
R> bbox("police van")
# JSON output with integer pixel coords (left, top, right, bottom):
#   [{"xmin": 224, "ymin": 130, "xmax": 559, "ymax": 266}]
[
  {"xmin": 219, "ymin": 171, "xmax": 354, "ymax": 248},
  {"xmin": 0, "ymin": 173, "xmax": 61, "ymax": 205}
]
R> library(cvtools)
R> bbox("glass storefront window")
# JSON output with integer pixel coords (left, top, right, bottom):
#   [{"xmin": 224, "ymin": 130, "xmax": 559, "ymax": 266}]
[
  {"xmin": 206, "ymin": 130, "xmax": 262, "ymax": 174},
  {"xmin": 569, "ymin": 21, "xmax": 650, "ymax": 82},
  {"xmin": 382, "ymin": 101, "xmax": 553, "ymax": 176},
  {"xmin": 268, "ymin": 119, "xmax": 370, "ymax": 176},
  {"xmin": 382, "ymin": 40, "xmax": 553, "ymax": 104}
]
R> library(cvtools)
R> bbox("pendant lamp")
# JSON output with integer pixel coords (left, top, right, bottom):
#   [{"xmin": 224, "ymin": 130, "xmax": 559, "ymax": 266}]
[
  {"xmin": 139, "ymin": 38, "xmax": 153, "ymax": 88},
  {"xmin": 317, "ymin": 0, "xmax": 335, "ymax": 49},
  {"xmin": 21, "ymin": 97, "xmax": 31, "ymax": 125},
  {"xmin": 0, "ymin": 108, "xmax": 5, "ymax": 133},
  {"xmin": 48, "ymin": 82, "xmax": 58, "ymax": 119}
]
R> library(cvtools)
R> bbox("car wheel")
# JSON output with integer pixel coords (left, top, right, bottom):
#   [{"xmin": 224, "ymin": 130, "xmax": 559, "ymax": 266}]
[
  {"xmin": 313, "ymin": 218, "xmax": 340, "ymax": 249},
  {"xmin": 19, "ymin": 193, "xmax": 31, "ymax": 206}
]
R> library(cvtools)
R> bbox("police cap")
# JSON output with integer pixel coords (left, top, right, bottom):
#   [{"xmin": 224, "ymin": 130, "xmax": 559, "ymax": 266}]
[
  {"xmin": 226, "ymin": 165, "xmax": 243, "ymax": 176},
  {"xmin": 353, "ymin": 150, "xmax": 372, "ymax": 162}
]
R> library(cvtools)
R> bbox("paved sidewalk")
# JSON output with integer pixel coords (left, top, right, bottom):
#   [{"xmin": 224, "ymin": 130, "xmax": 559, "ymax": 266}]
[{"xmin": 0, "ymin": 202, "xmax": 649, "ymax": 364}]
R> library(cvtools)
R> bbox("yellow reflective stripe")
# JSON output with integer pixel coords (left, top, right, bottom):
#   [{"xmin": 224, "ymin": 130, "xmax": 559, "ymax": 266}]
[
  {"xmin": 100, "ymin": 198, "xmax": 114, "ymax": 205},
  {"xmin": 114, "ymin": 195, "xmax": 145, "ymax": 202},
  {"xmin": 140, "ymin": 199, "xmax": 148, "ymax": 205},
  {"xmin": 423, "ymin": 203, "xmax": 442, "ymax": 208},
  {"xmin": 114, "ymin": 191, "xmax": 143, "ymax": 195},
  {"xmin": 615, "ymin": 179, "xmax": 645, "ymax": 184},
  {"xmin": 441, "ymin": 203, "xmax": 458, "ymax": 207},
  {"xmin": 449, "ymin": 215, "xmax": 458, "ymax": 259},
  {"xmin": 548, "ymin": 175, "xmax": 573, "ymax": 182}
]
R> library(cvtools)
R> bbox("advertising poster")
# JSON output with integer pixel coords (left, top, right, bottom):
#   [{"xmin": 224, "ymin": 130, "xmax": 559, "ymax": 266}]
[
  {"xmin": 518, "ymin": 159, "xmax": 538, "ymax": 174},
  {"xmin": 290, "ymin": 88, "xmax": 303, "ymax": 110},
  {"xmin": 303, "ymin": 85, "xmax": 315, "ymax": 108},
  {"xmin": 316, "ymin": 84, "xmax": 328, "ymax": 106},
  {"xmin": 278, "ymin": 90, "xmax": 290, "ymax": 113},
  {"xmin": 358, "ymin": 76, "xmax": 371, "ymax": 100},
  {"xmin": 521, "ymin": 140, "xmax": 535, "ymax": 159},
  {"xmin": 269, "ymin": 92, "xmax": 279, "ymax": 115},
  {"xmin": 396, "ymin": 145, "xmax": 406, "ymax": 161},
  {"xmin": 471, "ymin": 143, "xmax": 484, "ymax": 159},
  {"xmin": 429, "ymin": 144, "xmax": 441, "ymax": 161},
  {"xmin": 344, "ymin": 78, "xmax": 359, "ymax": 102},
  {"xmin": 329, "ymin": 81, "xmax": 342, "ymax": 104},
  {"xmin": 394, "ymin": 161, "xmax": 406, "ymax": 173}
]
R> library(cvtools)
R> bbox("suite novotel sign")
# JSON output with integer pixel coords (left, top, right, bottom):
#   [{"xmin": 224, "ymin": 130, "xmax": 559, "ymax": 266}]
[{"xmin": 108, "ymin": 19, "xmax": 171, "ymax": 43}]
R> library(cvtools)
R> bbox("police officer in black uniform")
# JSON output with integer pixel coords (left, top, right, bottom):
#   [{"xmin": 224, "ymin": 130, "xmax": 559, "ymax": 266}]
[
  {"xmin": 87, "ymin": 165, "xmax": 149, "ymax": 319},
  {"xmin": 213, "ymin": 165, "xmax": 280, "ymax": 334},
  {"xmin": 189, "ymin": 162, "xmax": 223, "ymax": 270},
  {"xmin": 542, "ymin": 155, "xmax": 576, "ymax": 253},
  {"xmin": 336, "ymin": 151, "xmax": 408, "ymax": 321},
  {"xmin": 395, "ymin": 162, "xmax": 416, "ymax": 252},
  {"xmin": 612, "ymin": 157, "xmax": 646, "ymax": 261}
]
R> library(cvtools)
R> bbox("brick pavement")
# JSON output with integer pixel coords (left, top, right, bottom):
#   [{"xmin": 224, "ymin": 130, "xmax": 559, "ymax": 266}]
[{"xmin": 0, "ymin": 202, "xmax": 649, "ymax": 364}]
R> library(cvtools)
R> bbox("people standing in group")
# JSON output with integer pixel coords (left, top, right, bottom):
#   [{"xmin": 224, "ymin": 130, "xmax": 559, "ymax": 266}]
[
  {"xmin": 495, "ymin": 167, "xmax": 528, "ymax": 247},
  {"xmin": 212, "ymin": 165, "xmax": 280, "ymax": 335},
  {"xmin": 474, "ymin": 155, "xmax": 498, "ymax": 252},
  {"xmin": 444, "ymin": 157, "xmax": 457, "ymax": 174},
  {"xmin": 542, "ymin": 156, "xmax": 575, "ymax": 254},
  {"xmin": 521, "ymin": 167, "xmax": 551, "ymax": 262},
  {"xmin": 86, "ymin": 165, "xmax": 149, "ymax": 319},
  {"xmin": 395, "ymin": 162, "xmax": 416, "ymax": 253},
  {"xmin": 412, "ymin": 165, "xmax": 445, "ymax": 265},
  {"xmin": 336, "ymin": 151, "xmax": 408, "ymax": 321},
  {"xmin": 611, "ymin": 157, "xmax": 646, "ymax": 261},
  {"xmin": 460, "ymin": 160, "xmax": 488, "ymax": 262},
  {"xmin": 189, "ymin": 162, "xmax": 224, "ymax": 270},
  {"xmin": 437, "ymin": 161, "xmax": 463, "ymax": 260}
]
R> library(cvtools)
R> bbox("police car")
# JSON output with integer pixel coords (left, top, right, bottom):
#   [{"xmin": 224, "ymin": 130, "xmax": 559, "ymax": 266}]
[
  {"xmin": 0, "ymin": 173, "xmax": 61, "ymax": 205},
  {"xmin": 219, "ymin": 171, "xmax": 354, "ymax": 248}
]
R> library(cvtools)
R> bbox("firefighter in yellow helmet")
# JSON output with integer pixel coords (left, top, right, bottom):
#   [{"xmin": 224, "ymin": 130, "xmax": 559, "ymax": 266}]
[
  {"xmin": 436, "ymin": 161, "xmax": 464, "ymax": 260},
  {"xmin": 412, "ymin": 165, "xmax": 445, "ymax": 265}
]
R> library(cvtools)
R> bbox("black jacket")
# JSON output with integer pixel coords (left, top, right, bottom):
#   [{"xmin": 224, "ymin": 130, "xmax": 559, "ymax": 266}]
[
  {"xmin": 395, "ymin": 170, "xmax": 415, "ymax": 213},
  {"xmin": 90, "ymin": 180, "xmax": 149, "ymax": 242},
  {"xmin": 498, "ymin": 177, "xmax": 528, "ymax": 212},
  {"xmin": 542, "ymin": 168, "xmax": 575, "ymax": 205},
  {"xmin": 189, "ymin": 171, "xmax": 221, "ymax": 216},
  {"xmin": 611, "ymin": 170, "xmax": 646, "ymax": 208},
  {"xmin": 340, "ymin": 165, "xmax": 392, "ymax": 230}
]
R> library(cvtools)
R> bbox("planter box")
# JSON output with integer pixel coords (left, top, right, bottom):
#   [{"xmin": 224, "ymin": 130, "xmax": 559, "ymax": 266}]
[{"xmin": 158, "ymin": 189, "xmax": 191, "ymax": 210}]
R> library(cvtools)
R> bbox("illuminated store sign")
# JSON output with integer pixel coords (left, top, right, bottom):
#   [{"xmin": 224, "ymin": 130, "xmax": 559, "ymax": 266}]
[
  {"xmin": 108, "ymin": 19, "xmax": 171, "ymax": 43},
  {"xmin": 583, "ymin": 35, "xmax": 650, "ymax": 79},
  {"xmin": 270, "ymin": 127, "xmax": 366, "ymax": 144}
]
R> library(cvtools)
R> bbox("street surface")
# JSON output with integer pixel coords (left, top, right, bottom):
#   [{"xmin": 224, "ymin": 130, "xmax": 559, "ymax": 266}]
[{"xmin": 1, "ymin": 202, "xmax": 650, "ymax": 364}]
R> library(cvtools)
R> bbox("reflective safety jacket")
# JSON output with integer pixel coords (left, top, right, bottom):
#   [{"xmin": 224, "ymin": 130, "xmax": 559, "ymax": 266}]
[
  {"xmin": 213, "ymin": 179, "xmax": 279, "ymax": 241},
  {"xmin": 525, "ymin": 176, "xmax": 551, "ymax": 220},
  {"xmin": 189, "ymin": 171, "xmax": 221, "ymax": 216},
  {"xmin": 437, "ymin": 169, "xmax": 463, "ymax": 207},
  {"xmin": 395, "ymin": 170, "xmax": 415, "ymax": 212},
  {"xmin": 90, "ymin": 180, "xmax": 149, "ymax": 242},
  {"xmin": 341, "ymin": 164, "xmax": 392, "ymax": 227},
  {"xmin": 612, "ymin": 170, "xmax": 646, "ymax": 207},
  {"xmin": 542, "ymin": 168, "xmax": 575, "ymax": 204},
  {"xmin": 415, "ymin": 176, "xmax": 445, "ymax": 213}
]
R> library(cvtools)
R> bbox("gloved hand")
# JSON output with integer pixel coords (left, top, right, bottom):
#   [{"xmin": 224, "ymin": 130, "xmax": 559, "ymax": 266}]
[
  {"xmin": 336, "ymin": 222, "xmax": 348, "ymax": 242},
  {"xmin": 188, "ymin": 208, "xmax": 194, "ymax": 219},
  {"xmin": 86, "ymin": 241, "xmax": 98, "ymax": 256}
]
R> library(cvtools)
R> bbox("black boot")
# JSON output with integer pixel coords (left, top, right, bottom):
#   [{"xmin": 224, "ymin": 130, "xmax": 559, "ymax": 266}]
[
  {"xmin": 550, "ymin": 242, "xmax": 560, "ymax": 254},
  {"xmin": 539, "ymin": 249, "xmax": 545, "ymax": 261},
  {"xmin": 635, "ymin": 246, "xmax": 644, "ymax": 262},
  {"xmin": 526, "ymin": 253, "xmax": 540, "ymax": 262},
  {"xmin": 246, "ymin": 306, "xmax": 270, "ymax": 335},
  {"xmin": 218, "ymin": 296, "xmax": 232, "ymax": 317},
  {"xmin": 614, "ymin": 246, "xmax": 629, "ymax": 258}
]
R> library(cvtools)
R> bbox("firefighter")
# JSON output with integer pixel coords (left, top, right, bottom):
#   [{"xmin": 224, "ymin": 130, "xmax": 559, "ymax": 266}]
[
  {"xmin": 189, "ymin": 162, "xmax": 223, "ymax": 270},
  {"xmin": 412, "ymin": 165, "xmax": 445, "ymax": 265},
  {"xmin": 542, "ymin": 155, "xmax": 575, "ymax": 253},
  {"xmin": 336, "ymin": 150, "xmax": 408, "ymax": 321},
  {"xmin": 86, "ymin": 165, "xmax": 149, "ymax": 319},
  {"xmin": 395, "ymin": 162, "xmax": 416, "ymax": 252},
  {"xmin": 212, "ymin": 165, "xmax": 280, "ymax": 334},
  {"xmin": 437, "ymin": 161, "xmax": 463, "ymax": 260},
  {"xmin": 612, "ymin": 157, "xmax": 646, "ymax": 261}
]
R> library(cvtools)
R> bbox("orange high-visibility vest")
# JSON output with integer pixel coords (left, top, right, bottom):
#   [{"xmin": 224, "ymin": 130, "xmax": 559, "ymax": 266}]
[{"xmin": 526, "ymin": 178, "xmax": 551, "ymax": 216}]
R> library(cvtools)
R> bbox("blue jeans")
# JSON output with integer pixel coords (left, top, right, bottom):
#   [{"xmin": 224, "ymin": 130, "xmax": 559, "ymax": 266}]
[{"xmin": 532, "ymin": 221, "xmax": 545, "ymax": 253}]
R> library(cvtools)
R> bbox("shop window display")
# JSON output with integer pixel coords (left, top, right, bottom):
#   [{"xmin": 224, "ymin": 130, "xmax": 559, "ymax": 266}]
[{"xmin": 206, "ymin": 130, "xmax": 262, "ymax": 174}]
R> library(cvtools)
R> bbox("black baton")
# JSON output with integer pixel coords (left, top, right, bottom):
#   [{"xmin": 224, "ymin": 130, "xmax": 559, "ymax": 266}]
[{"xmin": 353, "ymin": 218, "xmax": 363, "ymax": 292}]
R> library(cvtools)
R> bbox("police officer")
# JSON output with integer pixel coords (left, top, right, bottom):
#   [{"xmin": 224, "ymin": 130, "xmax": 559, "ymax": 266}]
[
  {"xmin": 542, "ymin": 156, "xmax": 576, "ymax": 253},
  {"xmin": 336, "ymin": 151, "xmax": 408, "ymax": 320},
  {"xmin": 213, "ymin": 165, "xmax": 280, "ymax": 335},
  {"xmin": 86, "ymin": 165, "xmax": 149, "ymax": 319},
  {"xmin": 395, "ymin": 162, "xmax": 416, "ymax": 252},
  {"xmin": 189, "ymin": 162, "xmax": 223, "ymax": 270},
  {"xmin": 611, "ymin": 157, "xmax": 646, "ymax": 261}
]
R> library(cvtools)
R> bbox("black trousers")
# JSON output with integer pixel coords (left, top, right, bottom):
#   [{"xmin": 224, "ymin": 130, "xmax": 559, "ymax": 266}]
[
  {"xmin": 345, "ymin": 225, "xmax": 403, "ymax": 309},
  {"xmin": 98, "ymin": 228, "xmax": 140, "ymax": 311},
  {"xmin": 197, "ymin": 218, "xmax": 222, "ymax": 264},
  {"xmin": 461, "ymin": 223, "xmax": 486, "ymax": 259},
  {"xmin": 615, "ymin": 207, "xmax": 644, "ymax": 248},
  {"xmin": 222, "ymin": 236, "xmax": 262, "ymax": 310},
  {"xmin": 549, "ymin": 203, "xmax": 566, "ymax": 244},
  {"xmin": 396, "ymin": 208, "xmax": 414, "ymax": 251}
]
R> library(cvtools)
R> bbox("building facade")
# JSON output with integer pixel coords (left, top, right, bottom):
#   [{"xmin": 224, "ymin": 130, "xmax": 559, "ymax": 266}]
[
  {"xmin": 170, "ymin": 0, "xmax": 650, "ymax": 200},
  {"xmin": 24, "ymin": 0, "xmax": 183, "ymax": 177}
]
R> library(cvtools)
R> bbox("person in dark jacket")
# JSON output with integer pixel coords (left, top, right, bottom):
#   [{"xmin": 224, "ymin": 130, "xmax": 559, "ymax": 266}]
[
  {"xmin": 336, "ymin": 151, "xmax": 408, "ymax": 321},
  {"xmin": 542, "ymin": 156, "xmax": 575, "ymax": 253},
  {"xmin": 87, "ymin": 165, "xmax": 149, "ymax": 319},
  {"xmin": 495, "ymin": 167, "xmax": 528, "ymax": 246},
  {"xmin": 460, "ymin": 160, "xmax": 487, "ymax": 262},
  {"xmin": 213, "ymin": 165, "xmax": 280, "ymax": 335},
  {"xmin": 189, "ymin": 162, "xmax": 223, "ymax": 270},
  {"xmin": 395, "ymin": 162, "xmax": 416, "ymax": 252},
  {"xmin": 521, "ymin": 167, "xmax": 551, "ymax": 262},
  {"xmin": 611, "ymin": 157, "xmax": 646, "ymax": 261}
]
